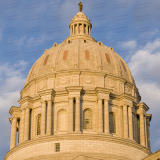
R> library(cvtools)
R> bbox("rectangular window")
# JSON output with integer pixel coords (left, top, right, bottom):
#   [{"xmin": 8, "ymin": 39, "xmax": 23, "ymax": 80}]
[{"xmin": 55, "ymin": 143, "xmax": 60, "ymax": 152}]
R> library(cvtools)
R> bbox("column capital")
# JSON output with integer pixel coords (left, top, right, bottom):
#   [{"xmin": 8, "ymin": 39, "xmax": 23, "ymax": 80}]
[
  {"xmin": 146, "ymin": 114, "xmax": 152, "ymax": 122},
  {"xmin": 137, "ymin": 102, "xmax": 149, "ymax": 112},
  {"xmin": 68, "ymin": 97, "xmax": 74, "ymax": 100},
  {"xmin": 75, "ymin": 96, "xmax": 80, "ymax": 100}
]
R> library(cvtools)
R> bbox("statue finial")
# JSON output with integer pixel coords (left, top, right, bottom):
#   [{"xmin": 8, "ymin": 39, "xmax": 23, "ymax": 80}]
[{"xmin": 78, "ymin": 1, "xmax": 83, "ymax": 12}]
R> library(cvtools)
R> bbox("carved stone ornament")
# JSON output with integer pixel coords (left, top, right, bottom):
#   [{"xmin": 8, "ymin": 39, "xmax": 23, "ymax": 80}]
[
  {"xmin": 73, "ymin": 64, "xmax": 78, "ymax": 69},
  {"xmin": 125, "ymin": 86, "xmax": 132, "ymax": 95},
  {"xmin": 97, "ymin": 65, "xmax": 102, "ymax": 70},
  {"xmin": 57, "ymin": 77, "xmax": 70, "ymax": 86},
  {"xmin": 106, "ymin": 80, "xmax": 117, "ymax": 91},
  {"xmin": 81, "ymin": 77, "xmax": 95, "ymax": 85},
  {"xmin": 110, "ymin": 106, "xmax": 118, "ymax": 113},
  {"xmin": 108, "ymin": 81, "xmax": 116, "ymax": 88},
  {"xmin": 37, "ymin": 81, "xmax": 47, "ymax": 91},
  {"xmin": 51, "ymin": 67, "xmax": 55, "ymax": 72}
]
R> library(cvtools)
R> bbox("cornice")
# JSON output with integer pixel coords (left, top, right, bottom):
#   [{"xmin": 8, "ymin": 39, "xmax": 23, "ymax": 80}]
[
  {"xmin": 18, "ymin": 96, "xmax": 33, "ymax": 105},
  {"xmin": 95, "ymin": 87, "xmax": 112, "ymax": 95},
  {"xmin": 9, "ymin": 106, "xmax": 21, "ymax": 115},
  {"xmin": 38, "ymin": 89, "xmax": 55, "ymax": 97},
  {"xmin": 110, "ymin": 93, "xmax": 135, "ymax": 103},
  {"xmin": 69, "ymin": 70, "xmax": 81, "ymax": 75},
  {"xmin": 54, "ymin": 88, "xmax": 68, "ymax": 96},
  {"xmin": 66, "ymin": 86, "xmax": 83, "ymax": 93}
]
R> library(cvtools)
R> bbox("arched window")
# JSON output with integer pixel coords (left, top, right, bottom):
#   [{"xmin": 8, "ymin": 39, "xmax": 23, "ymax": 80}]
[
  {"xmin": 37, "ymin": 114, "xmax": 41, "ymax": 135},
  {"xmin": 109, "ymin": 112, "xmax": 116, "ymax": 133},
  {"xmin": 83, "ymin": 108, "xmax": 93, "ymax": 129}
]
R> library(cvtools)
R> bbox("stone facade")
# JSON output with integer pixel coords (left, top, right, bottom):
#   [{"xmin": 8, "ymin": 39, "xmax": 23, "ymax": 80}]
[{"xmin": 4, "ymin": 6, "xmax": 157, "ymax": 160}]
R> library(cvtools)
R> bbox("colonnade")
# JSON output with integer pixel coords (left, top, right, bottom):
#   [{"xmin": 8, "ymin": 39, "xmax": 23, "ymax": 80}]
[
  {"xmin": 70, "ymin": 23, "xmax": 91, "ymax": 36},
  {"xmin": 9, "ymin": 99, "xmax": 151, "ymax": 150}
]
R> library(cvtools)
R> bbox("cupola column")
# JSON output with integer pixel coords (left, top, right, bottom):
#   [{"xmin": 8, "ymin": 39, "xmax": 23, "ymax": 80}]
[
  {"xmin": 140, "ymin": 111, "xmax": 145, "ymax": 146},
  {"xmin": 77, "ymin": 23, "xmax": 79, "ymax": 35},
  {"xmin": 73, "ymin": 25, "xmax": 75, "ymax": 35},
  {"xmin": 19, "ymin": 109, "xmax": 25, "ymax": 142},
  {"xmin": 24, "ymin": 108, "xmax": 30, "ymax": 141},
  {"xmin": 75, "ymin": 96, "xmax": 80, "ymax": 132},
  {"xmin": 70, "ymin": 26, "xmax": 72, "ymax": 36},
  {"xmin": 47, "ymin": 100, "xmax": 52, "ymax": 135},
  {"xmin": 89, "ymin": 26, "xmax": 91, "ymax": 36},
  {"xmin": 128, "ymin": 106, "xmax": 133, "ymax": 140},
  {"xmin": 104, "ymin": 99, "xmax": 109, "ymax": 134},
  {"xmin": 41, "ymin": 101, "xmax": 46, "ymax": 135},
  {"xmin": 123, "ymin": 105, "xmax": 128, "ymax": 138},
  {"xmin": 68, "ymin": 97, "xmax": 74, "ymax": 132},
  {"xmin": 86, "ymin": 24, "xmax": 88, "ymax": 35},
  {"xmin": 82, "ymin": 23, "xmax": 84, "ymax": 34},
  {"xmin": 98, "ymin": 99, "xmax": 103, "ymax": 133},
  {"xmin": 10, "ymin": 117, "xmax": 17, "ymax": 149}
]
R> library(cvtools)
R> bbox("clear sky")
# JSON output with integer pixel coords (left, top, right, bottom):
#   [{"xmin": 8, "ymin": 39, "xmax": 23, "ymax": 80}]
[{"xmin": 0, "ymin": 0, "xmax": 160, "ymax": 159}]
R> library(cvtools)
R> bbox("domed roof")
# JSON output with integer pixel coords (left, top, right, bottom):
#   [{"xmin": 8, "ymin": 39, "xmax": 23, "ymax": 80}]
[{"xmin": 25, "ymin": 11, "xmax": 135, "ymax": 86}]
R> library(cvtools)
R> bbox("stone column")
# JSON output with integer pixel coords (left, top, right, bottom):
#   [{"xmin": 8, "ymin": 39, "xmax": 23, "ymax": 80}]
[
  {"xmin": 82, "ymin": 23, "xmax": 84, "ymax": 34},
  {"xmin": 19, "ymin": 109, "xmax": 25, "ymax": 143},
  {"xmin": 10, "ymin": 117, "xmax": 17, "ymax": 149},
  {"xmin": 140, "ymin": 111, "xmax": 145, "ymax": 146},
  {"xmin": 89, "ymin": 26, "xmax": 91, "ymax": 36},
  {"xmin": 47, "ymin": 100, "xmax": 52, "ymax": 135},
  {"xmin": 123, "ymin": 105, "xmax": 128, "ymax": 139},
  {"xmin": 98, "ymin": 99, "xmax": 103, "ymax": 133},
  {"xmin": 73, "ymin": 25, "xmax": 75, "ymax": 35},
  {"xmin": 120, "ymin": 107, "xmax": 123, "ymax": 138},
  {"xmin": 68, "ymin": 97, "xmax": 73, "ymax": 132},
  {"xmin": 77, "ymin": 23, "xmax": 79, "ymax": 34},
  {"xmin": 104, "ymin": 99, "xmax": 109, "ymax": 134},
  {"xmin": 128, "ymin": 106, "xmax": 133, "ymax": 140},
  {"xmin": 24, "ymin": 108, "xmax": 30, "ymax": 141},
  {"xmin": 86, "ymin": 24, "xmax": 88, "ymax": 35},
  {"xmin": 75, "ymin": 97, "xmax": 80, "ymax": 132},
  {"xmin": 41, "ymin": 101, "xmax": 46, "ymax": 135},
  {"xmin": 146, "ymin": 117, "xmax": 151, "ymax": 150},
  {"xmin": 70, "ymin": 25, "xmax": 72, "ymax": 36},
  {"xmin": 144, "ymin": 116, "xmax": 148, "ymax": 148}
]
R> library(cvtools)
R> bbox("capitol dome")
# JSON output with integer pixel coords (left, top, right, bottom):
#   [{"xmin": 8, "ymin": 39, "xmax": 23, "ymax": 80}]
[
  {"xmin": 5, "ymin": 3, "xmax": 153, "ymax": 160},
  {"xmin": 25, "ymin": 12, "xmax": 135, "ymax": 86}
]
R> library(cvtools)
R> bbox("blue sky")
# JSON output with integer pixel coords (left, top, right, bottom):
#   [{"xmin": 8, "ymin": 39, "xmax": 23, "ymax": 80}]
[{"xmin": 0, "ymin": 0, "xmax": 160, "ymax": 159}]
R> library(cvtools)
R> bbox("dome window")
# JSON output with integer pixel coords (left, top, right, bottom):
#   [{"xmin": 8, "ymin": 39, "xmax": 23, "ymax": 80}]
[
  {"xmin": 63, "ymin": 50, "xmax": 68, "ymax": 60},
  {"xmin": 68, "ymin": 40, "xmax": 71, "ymax": 44},
  {"xmin": 53, "ymin": 43, "xmax": 58, "ymax": 47},
  {"xmin": 84, "ymin": 40, "xmax": 86, "ymax": 43},
  {"xmin": 120, "ymin": 60, "xmax": 126, "ymax": 71},
  {"xmin": 85, "ymin": 50, "xmax": 89, "ymax": 59},
  {"xmin": 83, "ymin": 108, "xmax": 93, "ymax": 129},
  {"xmin": 110, "ymin": 47, "xmax": 114, "ymax": 51},
  {"xmin": 98, "ymin": 41, "xmax": 102, "ymax": 46},
  {"xmin": 109, "ymin": 112, "xmax": 116, "ymax": 133},
  {"xmin": 105, "ymin": 53, "xmax": 110, "ymax": 63},
  {"xmin": 37, "ymin": 114, "xmax": 41, "ymax": 135},
  {"xmin": 43, "ymin": 55, "xmax": 49, "ymax": 65}
]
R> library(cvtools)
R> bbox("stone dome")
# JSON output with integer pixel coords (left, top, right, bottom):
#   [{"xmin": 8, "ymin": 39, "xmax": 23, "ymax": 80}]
[{"xmin": 25, "ymin": 12, "xmax": 135, "ymax": 87}]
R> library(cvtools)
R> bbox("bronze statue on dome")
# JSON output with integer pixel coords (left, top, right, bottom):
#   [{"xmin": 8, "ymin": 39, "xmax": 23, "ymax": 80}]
[{"xmin": 78, "ymin": 1, "xmax": 83, "ymax": 12}]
